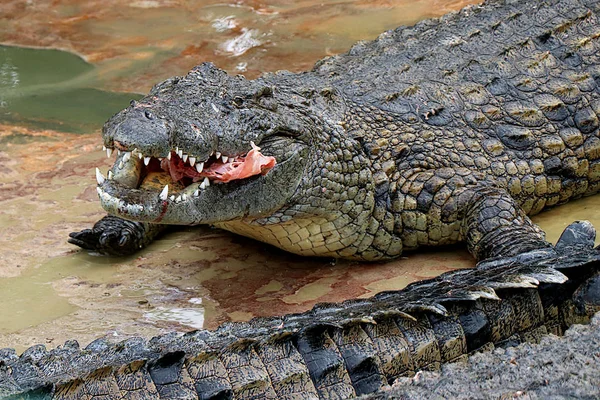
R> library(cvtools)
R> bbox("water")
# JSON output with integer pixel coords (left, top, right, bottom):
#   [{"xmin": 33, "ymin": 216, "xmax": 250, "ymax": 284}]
[
  {"xmin": 0, "ymin": 46, "xmax": 140, "ymax": 133},
  {"xmin": 2, "ymin": 0, "xmax": 599, "ymax": 354}
]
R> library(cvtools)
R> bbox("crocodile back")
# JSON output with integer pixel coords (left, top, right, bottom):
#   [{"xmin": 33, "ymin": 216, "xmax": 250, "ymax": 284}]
[{"xmin": 315, "ymin": 0, "xmax": 600, "ymax": 214}]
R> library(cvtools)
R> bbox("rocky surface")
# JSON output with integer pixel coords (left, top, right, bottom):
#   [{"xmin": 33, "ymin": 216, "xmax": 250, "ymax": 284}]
[{"xmin": 368, "ymin": 313, "xmax": 600, "ymax": 400}]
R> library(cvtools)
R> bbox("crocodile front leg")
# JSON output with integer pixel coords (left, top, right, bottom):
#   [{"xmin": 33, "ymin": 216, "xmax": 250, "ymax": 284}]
[
  {"xmin": 68, "ymin": 215, "xmax": 167, "ymax": 256},
  {"xmin": 460, "ymin": 186, "xmax": 552, "ymax": 261},
  {"xmin": 393, "ymin": 169, "xmax": 555, "ymax": 262}
]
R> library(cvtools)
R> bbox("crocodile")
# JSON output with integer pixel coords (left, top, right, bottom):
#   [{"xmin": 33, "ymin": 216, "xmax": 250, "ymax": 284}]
[
  {"xmin": 6, "ymin": 0, "xmax": 599, "ymax": 397},
  {"xmin": 2, "ymin": 222, "xmax": 600, "ymax": 399},
  {"xmin": 69, "ymin": 0, "xmax": 600, "ymax": 265}
]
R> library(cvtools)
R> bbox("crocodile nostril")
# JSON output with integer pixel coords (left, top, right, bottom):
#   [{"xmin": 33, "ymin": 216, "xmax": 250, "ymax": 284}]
[
  {"xmin": 144, "ymin": 110, "xmax": 154, "ymax": 120},
  {"xmin": 113, "ymin": 140, "xmax": 128, "ymax": 151}
]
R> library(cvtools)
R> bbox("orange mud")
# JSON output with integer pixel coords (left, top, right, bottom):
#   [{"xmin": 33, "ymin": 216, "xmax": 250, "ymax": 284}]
[{"xmin": 0, "ymin": 0, "xmax": 481, "ymax": 93}]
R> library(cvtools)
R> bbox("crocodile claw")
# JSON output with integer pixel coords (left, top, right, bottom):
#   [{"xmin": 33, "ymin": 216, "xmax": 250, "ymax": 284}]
[
  {"xmin": 68, "ymin": 216, "xmax": 146, "ymax": 256},
  {"xmin": 477, "ymin": 221, "xmax": 600, "ymax": 271}
]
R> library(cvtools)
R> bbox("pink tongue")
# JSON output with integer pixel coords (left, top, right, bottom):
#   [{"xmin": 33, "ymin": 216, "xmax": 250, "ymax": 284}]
[{"xmin": 160, "ymin": 147, "xmax": 276, "ymax": 184}]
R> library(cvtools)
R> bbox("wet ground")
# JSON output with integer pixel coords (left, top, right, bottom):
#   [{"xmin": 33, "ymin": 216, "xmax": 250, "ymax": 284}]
[{"xmin": 1, "ymin": 0, "xmax": 599, "ymax": 354}]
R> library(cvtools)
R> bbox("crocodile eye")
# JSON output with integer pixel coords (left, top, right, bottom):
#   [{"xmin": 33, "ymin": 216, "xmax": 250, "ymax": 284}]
[
  {"xmin": 144, "ymin": 110, "xmax": 154, "ymax": 120},
  {"xmin": 232, "ymin": 96, "xmax": 244, "ymax": 108}
]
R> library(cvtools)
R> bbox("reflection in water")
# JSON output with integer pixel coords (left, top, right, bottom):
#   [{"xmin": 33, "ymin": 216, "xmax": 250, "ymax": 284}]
[
  {"xmin": 212, "ymin": 15, "xmax": 238, "ymax": 33},
  {"xmin": 219, "ymin": 28, "xmax": 265, "ymax": 57},
  {"xmin": 145, "ymin": 306, "xmax": 205, "ymax": 330},
  {"xmin": 0, "ymin": 57, "xmax": 19, "ymax": 87}
]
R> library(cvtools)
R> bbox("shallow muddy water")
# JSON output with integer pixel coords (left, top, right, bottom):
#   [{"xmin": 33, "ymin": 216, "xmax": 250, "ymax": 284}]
[
  {"xmin": 1, "ymin": 0, "xmax": 599, "ymax": 354},
  {"xmin": 0, "ymin": 45, "xmax": 140, "ymax": 133}
]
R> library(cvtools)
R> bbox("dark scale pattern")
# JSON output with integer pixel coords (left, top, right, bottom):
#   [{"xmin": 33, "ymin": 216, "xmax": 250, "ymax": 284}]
[
  {"xmin": 426, "ymin": 314, "xmax": 467, "ymax": 363},
  {"xmin": 255, "ymin": 340, "xmax": 319, "ymax": 399},
  {"xmin": 330, "ymin": 324, "xmax": 387, "ymax": 395},
  {"xmin": 295, "ymin": 328, "xmax": 356, "ymax": 399},
  {"xmin": 115, "ymin": 361, "xmax": 160, "ymax": 400},
  {"xmin": 147, "ymin": 352, "xmax": 196, "ymax": 399},
  {"xmin": 394, "ymin": 315, "xmax": 442, "ymax": 371},
  {"xmin": 218, "ymin": 346, "xmax": 277, "ymax": 398},
  {"xmin": 362, "ymin": 317, "xmax": 415, "ymax": 381},
  {"xmin": 185, "ymin": 353, "xmax": 232, "ymax": 400},
  {"xmin": 53, "ymin": 368, "xmax": 121, "ymax": 400}
]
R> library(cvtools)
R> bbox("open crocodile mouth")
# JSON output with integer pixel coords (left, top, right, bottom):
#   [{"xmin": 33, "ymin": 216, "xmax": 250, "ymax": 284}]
[{"xmin": 95, "ymin": 141, "xmax": 277, "ymax": 223}]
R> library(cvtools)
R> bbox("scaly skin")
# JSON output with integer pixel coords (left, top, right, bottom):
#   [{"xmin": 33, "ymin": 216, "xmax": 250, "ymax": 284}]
[
  {"xmin": 70, "ymin": 0, "xmax": 600, "ymax": 263},
  {"xmin": 3, "ymin": 222, "xmax": 600, "ymax": 399}
]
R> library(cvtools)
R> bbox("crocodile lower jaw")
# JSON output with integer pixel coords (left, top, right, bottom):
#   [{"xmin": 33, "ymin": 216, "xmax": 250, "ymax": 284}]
[{"xmin": 95, "ymin": 142, "xmax": 276, "ymax": 223}]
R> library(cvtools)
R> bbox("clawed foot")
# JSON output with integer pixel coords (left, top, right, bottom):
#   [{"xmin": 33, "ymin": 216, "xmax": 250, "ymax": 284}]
[
  {"xmin": 68, "ymin": 216, "xmax": 147, "ymax": 256},
  {"xmin": 477, "ymin": 221, "xmax": 600, "ymax": 271}
]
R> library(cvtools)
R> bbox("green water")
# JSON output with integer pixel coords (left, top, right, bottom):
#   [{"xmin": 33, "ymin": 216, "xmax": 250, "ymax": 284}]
[{"xmin": 0, "ymin": 45, "xmax": 141, "ymax": 133}]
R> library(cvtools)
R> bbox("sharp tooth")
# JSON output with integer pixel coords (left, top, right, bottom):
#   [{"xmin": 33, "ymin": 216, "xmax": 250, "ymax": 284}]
[
  {"xmin": 175, "ymin": 195, "xmax": 182, "ymax": 202},
  {"xmin": 144, "ymin": 156, "xmax": 151, "ymax": 166},
  {"xmin": 167, "ymin": 152, "xmax": 172, "ymax": 160},
  {"xmin": 200, "ymin": 180, "xmax": 206, "ymax": 189},
  {"xmin": 108, "ymin": 171, "xmax": 114, "ymax": 180},
  {"xmin": 193, "ymin": 189, "xmax": 199, "ymax": 197},
  {"xmin": 118, "ymin": 161, "xmax": 124, "ymax": 169},
  {"xmin": 189, "ymin": 157, "xmax": 196, "ymax": 167},
  {"xmin": 159, "ymin": 185, "xmax": 169, "ymax": 200},
  {"xmin": 106, "ymin": 148, "xmax": 113, "ymax": 158},
  {"xmin": 123, "ymin": 152, "xmax": 131, "ymax": 162},
  {"xmin": 222, "ymin": 155, "xmax": 228, "ymax": 163},
  {"xmin": 170, "ymin": 195, "xmax": 175, "ymax": 201},
  {"xmin": 182, "ymin": 194, "xmax": 187, "ymax": 201},
  {"xmin": 95, "ymin": 168, "xmax": 105, "ymax": 185},
  {"xmin": 216, "ymin": 151, "xmax": 221, "ymax": 159},
  {"xmin": 102, "ymin": 145, "xmax": 107, "ymax": 151},
  {"xmin": 204, "ymin": 177, "xmax": 210, "ymax": 187},
  {"xmin": 138, "ymin": 152, "xmax": 143, "ymax": 159},
  {"xmin": 117, "ymin": 149, "xmax": 121, "ymax": 155},
  {"xmin": 178, "ymin": 149, "xmax": 183, "ymax": 158},
  {"xmin": 176, "ymin": 146, "xmax": 179, "ymax": 153},
  {"xmin": 158, "ymin": 157, "xmax": 163, "ymax": 161},
  {"xmin": 196, "ymin": 162, "xmax": 204, "ymax": 173},
  {"xmin": 183, "ymin": 154, "xmax": 188, "ymax": 163}
]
